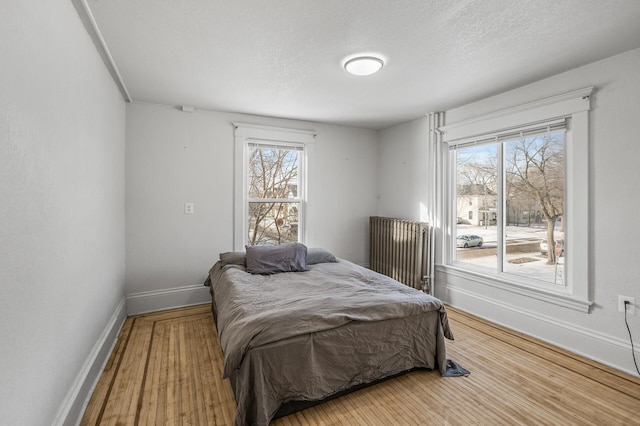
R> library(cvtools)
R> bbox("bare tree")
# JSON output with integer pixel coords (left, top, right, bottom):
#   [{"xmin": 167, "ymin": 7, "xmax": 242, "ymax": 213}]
[
  {"xmin": 506, "ymin": 133, "xmax": 564, "ymax": 264},
  {"xmin": 457, "ymin": 148, "xmax": 497, "ymax": 228},
  {"xmin": 247, "ymin": 146, "xmax": 299, "ymax": 245}
]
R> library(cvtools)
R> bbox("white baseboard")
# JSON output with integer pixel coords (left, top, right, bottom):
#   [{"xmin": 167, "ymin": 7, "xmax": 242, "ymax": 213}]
[
  {"xmin": 52, "ymin": 297, "xmax": 127, "ymax": 426},
  {"xmin": 438, "ymin": 283, "xmax": 639, "ymax": 376},
  {"xmin": 125, "ymin": 284, "xmax": 211, "ymax": 316},
  {"xmin": 52, "ymin": 285, "xmax": 211, "ymax": 425}
]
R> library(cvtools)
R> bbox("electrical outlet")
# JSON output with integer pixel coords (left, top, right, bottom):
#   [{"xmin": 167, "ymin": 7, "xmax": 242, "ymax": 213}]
[
  {"xmin": 618, "ymin": 295, "xmax": 635, "ymax": 315},
  {"xmin": 184, "ymin": 203, "xmax": 194, "ymax": 214}
]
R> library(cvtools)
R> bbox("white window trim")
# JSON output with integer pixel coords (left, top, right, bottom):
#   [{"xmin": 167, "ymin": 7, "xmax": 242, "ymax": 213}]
[
  {"xmin": 233, "ymin": 122, "xmax": 315, "ymax": 251},
  {"xmin": 437, "ymin": 87, "xmax": 593, "ymax": 312}
]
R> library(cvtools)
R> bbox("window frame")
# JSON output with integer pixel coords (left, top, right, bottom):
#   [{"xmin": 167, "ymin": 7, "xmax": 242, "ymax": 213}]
[
  {"xmin": 437, "ymin": 88, "xmax": 593, "ymax": 312},
  {"xmin": 233, "ymin": 123, "xmax": 314, "ymax": 250}
]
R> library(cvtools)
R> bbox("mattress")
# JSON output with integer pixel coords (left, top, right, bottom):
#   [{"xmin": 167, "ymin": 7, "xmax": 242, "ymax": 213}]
[{"xmin": 206, "ymin": 257, "xmax": 455, "ymax": 425}]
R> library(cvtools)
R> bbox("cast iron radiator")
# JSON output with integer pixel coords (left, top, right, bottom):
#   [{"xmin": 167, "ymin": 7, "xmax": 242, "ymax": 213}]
[{"xmin": 369, "ymin": 216, "xmax": 433, "ymax": 293}]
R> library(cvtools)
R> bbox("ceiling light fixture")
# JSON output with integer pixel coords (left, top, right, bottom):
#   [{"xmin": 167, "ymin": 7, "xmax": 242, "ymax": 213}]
[{"xmin": 344, "ymin": 56, "xmax": 384, "ymax": 76}]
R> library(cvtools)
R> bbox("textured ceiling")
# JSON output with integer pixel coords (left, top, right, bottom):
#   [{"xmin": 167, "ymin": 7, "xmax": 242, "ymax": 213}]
[{"xmin": 83, "ymin": 0, "xmax": 640, "ymax": 129}]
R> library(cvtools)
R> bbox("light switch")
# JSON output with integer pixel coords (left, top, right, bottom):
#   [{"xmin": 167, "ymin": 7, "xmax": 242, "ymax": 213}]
[{"xmin": 184, "ymin": 203, "xmax": 194, "ymax": 214}]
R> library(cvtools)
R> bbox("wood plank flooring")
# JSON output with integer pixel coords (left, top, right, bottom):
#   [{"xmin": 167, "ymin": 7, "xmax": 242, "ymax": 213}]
[{"xmin": 81, "ymin": 304, "xmax": 640, "ymax": 425}]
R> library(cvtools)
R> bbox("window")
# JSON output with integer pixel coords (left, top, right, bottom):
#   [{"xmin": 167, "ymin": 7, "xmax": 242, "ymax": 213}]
[
  {"xmin": 234, "ymin": 123, "xmax": 314, "ymax": 250},
  {"xmin": 454, "ymin": 128, "xmax": 566, "ymax": 284},
  {"xmin": 247, "ymin": 142, "xmax": 302, "ymax": 245},
  {"xmin": 438, "ymin": 88, "xmax": 593, "ymax": 311}
]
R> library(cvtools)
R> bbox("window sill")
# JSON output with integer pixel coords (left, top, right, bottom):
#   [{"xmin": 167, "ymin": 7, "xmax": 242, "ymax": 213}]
[{"xmin": 436, "ymin": 263, "xmax": 593, "ymax": 313}]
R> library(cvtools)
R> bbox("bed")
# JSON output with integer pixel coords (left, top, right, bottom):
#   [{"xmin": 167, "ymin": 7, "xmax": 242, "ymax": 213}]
[{"xmin": 204, "ymin": 244, "xmax": 460, "ymax": 426}]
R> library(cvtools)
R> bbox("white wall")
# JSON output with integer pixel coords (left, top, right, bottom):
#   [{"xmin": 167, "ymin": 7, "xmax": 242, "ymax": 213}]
[
  {"xmin": 378, "ymin": 117, "xmax": 431, "ymax": 221},
  {"xmin": 0, "ymin": 1, "xmax": 126, "ymax": 425},
  {"xmin": 378, "ymin": 48, "xmax": 640, "ymax": 374},
  {"xmin": 125, "ymin": 103, "xmax": 378, "ymax": 299}
]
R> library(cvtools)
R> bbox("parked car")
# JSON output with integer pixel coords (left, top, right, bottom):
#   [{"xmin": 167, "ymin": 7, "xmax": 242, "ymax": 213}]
[
  {"xmin": 457, "ymin": 234, "xmax": 483, "ymax": 248},
  {"xmin": 540, "ymin": 239, "xmax": 564, "ymax": 256}
]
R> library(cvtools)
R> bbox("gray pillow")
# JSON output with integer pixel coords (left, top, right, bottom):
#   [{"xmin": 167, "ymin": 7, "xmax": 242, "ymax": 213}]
[
  {"xmin": 245, "ymin": 243, "xmax": 308, "ymax": 275},
  {"xmin": 307, "ymin": 248, "xmax": 337, "ymax": 265},
  {"xmin": 219, "ymin": 251, "xmax": 247, "ymax": 266}
]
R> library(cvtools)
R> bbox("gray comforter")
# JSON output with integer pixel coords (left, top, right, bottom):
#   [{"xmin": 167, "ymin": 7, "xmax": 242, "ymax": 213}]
[{"xmin": 208, "ymin": 259, "xmax": 455, "ymax": 425}]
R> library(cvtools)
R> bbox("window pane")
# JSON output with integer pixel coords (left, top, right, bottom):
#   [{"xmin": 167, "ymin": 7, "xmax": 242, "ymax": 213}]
[
  {"xmin": 504, "ymin": 132, "xmax": 565, "ymax": 284},
  {"xmin": 248, "ymin": 146, "xmax": 299, "ymax": 200},
  {"xmin": 455, "ymin": 144, "xmax": 498, "ymax": 270},
  {"xmin": 248, "ymin": 202, "xmax": 299, "ymax": 245}
]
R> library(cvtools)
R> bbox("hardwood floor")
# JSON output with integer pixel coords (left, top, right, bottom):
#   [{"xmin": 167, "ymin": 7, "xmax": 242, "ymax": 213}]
[{"xmin": 81, "ymin": 304, "xmax": 640, "ymax": 425}]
